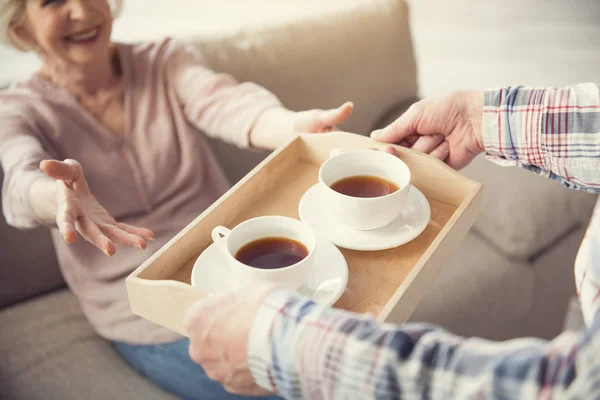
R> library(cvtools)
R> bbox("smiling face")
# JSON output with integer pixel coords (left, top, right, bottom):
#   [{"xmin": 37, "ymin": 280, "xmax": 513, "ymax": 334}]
[{"xmin": 13, "ymin": 0, "xmax": 113, "ymax": 67}]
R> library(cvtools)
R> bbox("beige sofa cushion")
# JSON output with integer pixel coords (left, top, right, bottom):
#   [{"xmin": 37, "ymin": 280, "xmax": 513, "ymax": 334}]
[
  {"xmin": 410, "ymin": 231, "xmax": 533, "ymax": 340},
  {"xmin": 410, "ymin": 225, "xmax": 586, "ymax": 341},
  {"xmin": 0, "ymin": 224, "xmax": 64, "ymax": 308},
  {"xmin": 199, "ymin": 0, "xmax": 417, "ymax": 183},
  {"xmin": 461, "ymin": 156, "xmax": 596, "ymax": 259},
  {"xmin": 402, "ymin": 0, "xmax": 600, "ymax": 259},
  {"xmin": 523, "ymin": 226, "xmax": 585, "ymax": 339},
  {"xmin": 0, "ymin": 290, "xmax": 175, "ymax": 400}
]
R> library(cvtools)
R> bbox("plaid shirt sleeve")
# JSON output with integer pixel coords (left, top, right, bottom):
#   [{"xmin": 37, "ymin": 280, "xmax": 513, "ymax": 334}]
[
  {"xmin": 248, "ymin": 289, "xmax": 600, "ymax": 399},
  {"xmin": 247, "ymin": 84, "xmax": 600, "ymax": 399},
  {"xmin": 482, "ymin": 83, "xmax": 600, "ymax": 194}
]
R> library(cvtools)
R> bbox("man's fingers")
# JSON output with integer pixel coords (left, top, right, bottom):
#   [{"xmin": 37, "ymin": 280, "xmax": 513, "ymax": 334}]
[
  {"xmin": 383, "ymin": 146, "xmax": 399, "ymax": 156},
  {"xmin": 370, "ymin": 102, "xmax": 423, "ymax": 143},
  {"xmin": 411, "ymin": 134, "xmax": 446, "ymax": 154},
  {"xmin": 203, "ymin": 363, "xmax": 231, "ymax": 383},
  {"xmin": 402, "ymin": 135, "xmax": 419, "ymax": 146},
  {"xmin": 224, "ymin": 382, "xmax": 270, "ymax": 397},
  {"xmin": 184, "ymin": 295, "xmax": 221, "ymax": 334},
  {"xmin": 429, "ymin": 141, "xmax": 450, "ymax": 161},
  {"xmin": 186, "ymin": 298, "xmax": 227, "ymax": 365},
  {"xmin": 190, "ymin": 344, "xmax": 223, "ymax": 365},
  {"xmin": 223, "ymin": 367, "xmax": 270, "ymax": 396}
]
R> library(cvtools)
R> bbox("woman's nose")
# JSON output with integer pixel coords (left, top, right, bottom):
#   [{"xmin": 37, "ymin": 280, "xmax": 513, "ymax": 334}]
[{"xmin": 68, "ymin": 0, "xmax": 93, "ymax": 21}]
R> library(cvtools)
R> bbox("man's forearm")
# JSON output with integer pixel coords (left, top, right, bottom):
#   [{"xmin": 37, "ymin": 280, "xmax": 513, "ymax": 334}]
[
  {"xmin": 249, "ymin": 290, "xmax": 592, "ymax": 399},
  {"xmin": 28, "ymin": 176, "xmax": 58, "ymax": 225}
]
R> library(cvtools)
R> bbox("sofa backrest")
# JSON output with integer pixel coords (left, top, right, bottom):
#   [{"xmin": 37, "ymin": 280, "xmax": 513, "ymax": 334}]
[
  {"xmin": 186, "ymin": 0, "xmax": 416, "ymax": 137},
  {"xmin": 186, "ymin": 0, "xmax": 418, "ymax": 182}
]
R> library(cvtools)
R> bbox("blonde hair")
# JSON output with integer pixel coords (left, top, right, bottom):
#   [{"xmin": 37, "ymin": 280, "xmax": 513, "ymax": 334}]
[{"xmin": 0, "ymin": 0, "xmax": 123, "ymax": 51}]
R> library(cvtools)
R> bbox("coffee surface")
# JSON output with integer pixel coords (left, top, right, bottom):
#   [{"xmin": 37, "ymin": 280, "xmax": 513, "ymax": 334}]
[
  {"xmin": 235, "ymin": 237, "xmax": 308, "ymax": 269},
  {"xmin": 330, "ymin": 175, "xmax": 399, "ymax": 198}
]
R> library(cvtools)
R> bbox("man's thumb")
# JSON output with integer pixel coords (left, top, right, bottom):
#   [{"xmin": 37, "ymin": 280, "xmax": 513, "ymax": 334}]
[{"xmin": 370, "ymin": 105, "xmax": 420, "ymax": 143}]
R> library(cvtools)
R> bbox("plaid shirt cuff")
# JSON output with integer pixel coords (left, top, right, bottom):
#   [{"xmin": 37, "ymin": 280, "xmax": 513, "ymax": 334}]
[
  {"xmin": 248, "ymin": 288, "xmax": 309, "ymax": 395},
  {"xmin": 482, "ymin": 86, "xmax": 550, "ymax": 168},
  {"xmin": 481, "ymin": 84, "xmax": 600, "ymax": 194}
]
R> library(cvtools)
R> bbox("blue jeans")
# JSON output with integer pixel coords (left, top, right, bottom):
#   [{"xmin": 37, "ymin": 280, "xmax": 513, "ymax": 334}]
[{"xmin": 112, "ymin": 338, "xmax": 282, "ymax": 400}]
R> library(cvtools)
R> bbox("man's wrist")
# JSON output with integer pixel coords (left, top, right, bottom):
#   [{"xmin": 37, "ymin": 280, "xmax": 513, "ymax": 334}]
[{"xmin": 465, "ymin": 90, "xmax": 485, "ymax": 154}]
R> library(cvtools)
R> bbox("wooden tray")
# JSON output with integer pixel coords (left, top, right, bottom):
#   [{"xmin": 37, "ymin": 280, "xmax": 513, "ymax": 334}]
[{"xmin": 126, "ymin": 132, "xmax": 482, "ymax": 336}]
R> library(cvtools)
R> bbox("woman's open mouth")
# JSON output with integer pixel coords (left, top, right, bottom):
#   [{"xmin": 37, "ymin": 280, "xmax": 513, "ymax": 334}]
[{"xmin": 65, "ymin": 26, "xmax": 101, "ymax": 45}]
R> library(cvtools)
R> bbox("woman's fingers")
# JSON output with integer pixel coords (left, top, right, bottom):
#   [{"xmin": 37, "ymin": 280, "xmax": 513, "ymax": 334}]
[
  {"xmin": 99, "ymin": 224, "xmax": 147, "ymax": 250},
  {"xmin": 40, "ymin": 159, "xmax": 83, "ymax": 182},
  {"xmin": 59, "ymin": 213, "xmax": 150, "ymax": 253},
  {"xmin": 55, "ymin": 199, "xmax": 78, "ymax": 244},
  {"xmin": 40, "ymin": 160, "xmax": 72, "ymax": 180},
  {"xmin": 116, "ymin": 222, "xmax": 155, "ymax": 240},
  {"xmin": 76, "ymin": 216, "xmax": 116, "ymax": 256},
  {"xmin": 315, "ymin": 102, "xmax": 354, "ymax": 130},
  {"xmin": 55, "ymin": 181, "xmax": 78, "ymax": 244}
]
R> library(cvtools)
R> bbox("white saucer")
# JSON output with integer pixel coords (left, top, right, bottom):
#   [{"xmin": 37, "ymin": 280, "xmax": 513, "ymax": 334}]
[
  {"xmin": 298, "ymin": 184, "xmax": 431, "ymax": 251},
  {"xmin": 191, "ymin": 237, "xmax": 348, "ymax": 306}
]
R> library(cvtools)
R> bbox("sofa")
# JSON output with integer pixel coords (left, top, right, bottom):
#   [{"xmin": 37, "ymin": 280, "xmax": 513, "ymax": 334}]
[{"xmin": 1, "ymin": 0, "xmax": 598, "ymax": 398}]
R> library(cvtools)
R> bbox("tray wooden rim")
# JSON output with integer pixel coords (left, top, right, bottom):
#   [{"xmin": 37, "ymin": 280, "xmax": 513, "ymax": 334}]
[{"xmin": 126, "ymin": 131, "xmax": 482, "ymax": 334}]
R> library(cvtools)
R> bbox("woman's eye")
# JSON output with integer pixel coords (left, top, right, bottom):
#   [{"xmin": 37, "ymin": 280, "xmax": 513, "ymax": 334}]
[{"xmin": 42, "ymin": 0, "xmax": 61, "ymax": 7}]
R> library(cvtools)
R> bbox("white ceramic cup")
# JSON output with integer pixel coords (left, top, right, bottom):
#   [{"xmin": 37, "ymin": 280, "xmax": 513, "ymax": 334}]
[
  {"xmin": 211, "ymin": 216, "xmax": 317, "ymax": 290},
  {"xmin": 318, "ymin": 149, "xmax": 411, "ymax": 231}
]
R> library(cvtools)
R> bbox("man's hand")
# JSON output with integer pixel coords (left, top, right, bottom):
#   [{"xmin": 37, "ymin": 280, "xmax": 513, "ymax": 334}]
[
  {"xmin": 185, "ymin": 284, "xmax": 279, "ymax": 396},
  {"xmin": 371, "ymin": 91, "xmax": 485, "ymax": 170}
]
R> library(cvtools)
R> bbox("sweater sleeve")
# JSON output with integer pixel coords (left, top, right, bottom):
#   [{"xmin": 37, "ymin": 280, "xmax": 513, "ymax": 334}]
[
  {"xmin": 0, "ymin": 98, "xmax": 55, "ymax": 229},
  {"xmin": 164, "ymin": 39, "xmax": 282, "ymax": 148}
]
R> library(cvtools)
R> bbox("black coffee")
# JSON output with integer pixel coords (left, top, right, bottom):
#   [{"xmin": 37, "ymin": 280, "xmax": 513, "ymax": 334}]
[
  {"xmin": 234, "ymin": 237, "xmax": 308, "ymax": 269},
  {"xmin": 330, "ymin": 175, "xmax": 399, "ymax": 198}
]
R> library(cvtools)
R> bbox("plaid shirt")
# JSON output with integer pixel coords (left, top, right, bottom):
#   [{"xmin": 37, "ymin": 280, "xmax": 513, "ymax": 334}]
[{"xmin": 248, "ymin": 84, "xmax": 600, "ymax": 400}]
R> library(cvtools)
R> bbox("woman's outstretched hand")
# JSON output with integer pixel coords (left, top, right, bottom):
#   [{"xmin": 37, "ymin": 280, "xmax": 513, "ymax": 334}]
[{"xmin": 40, "ymin": 159, "xmax": 155, "ymax": 256}]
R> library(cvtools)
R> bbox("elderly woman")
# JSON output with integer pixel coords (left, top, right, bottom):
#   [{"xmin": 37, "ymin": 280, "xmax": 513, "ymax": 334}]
[{"xmin": 0, "ymin": 0, "xmax": 353, "ymax": 398}]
